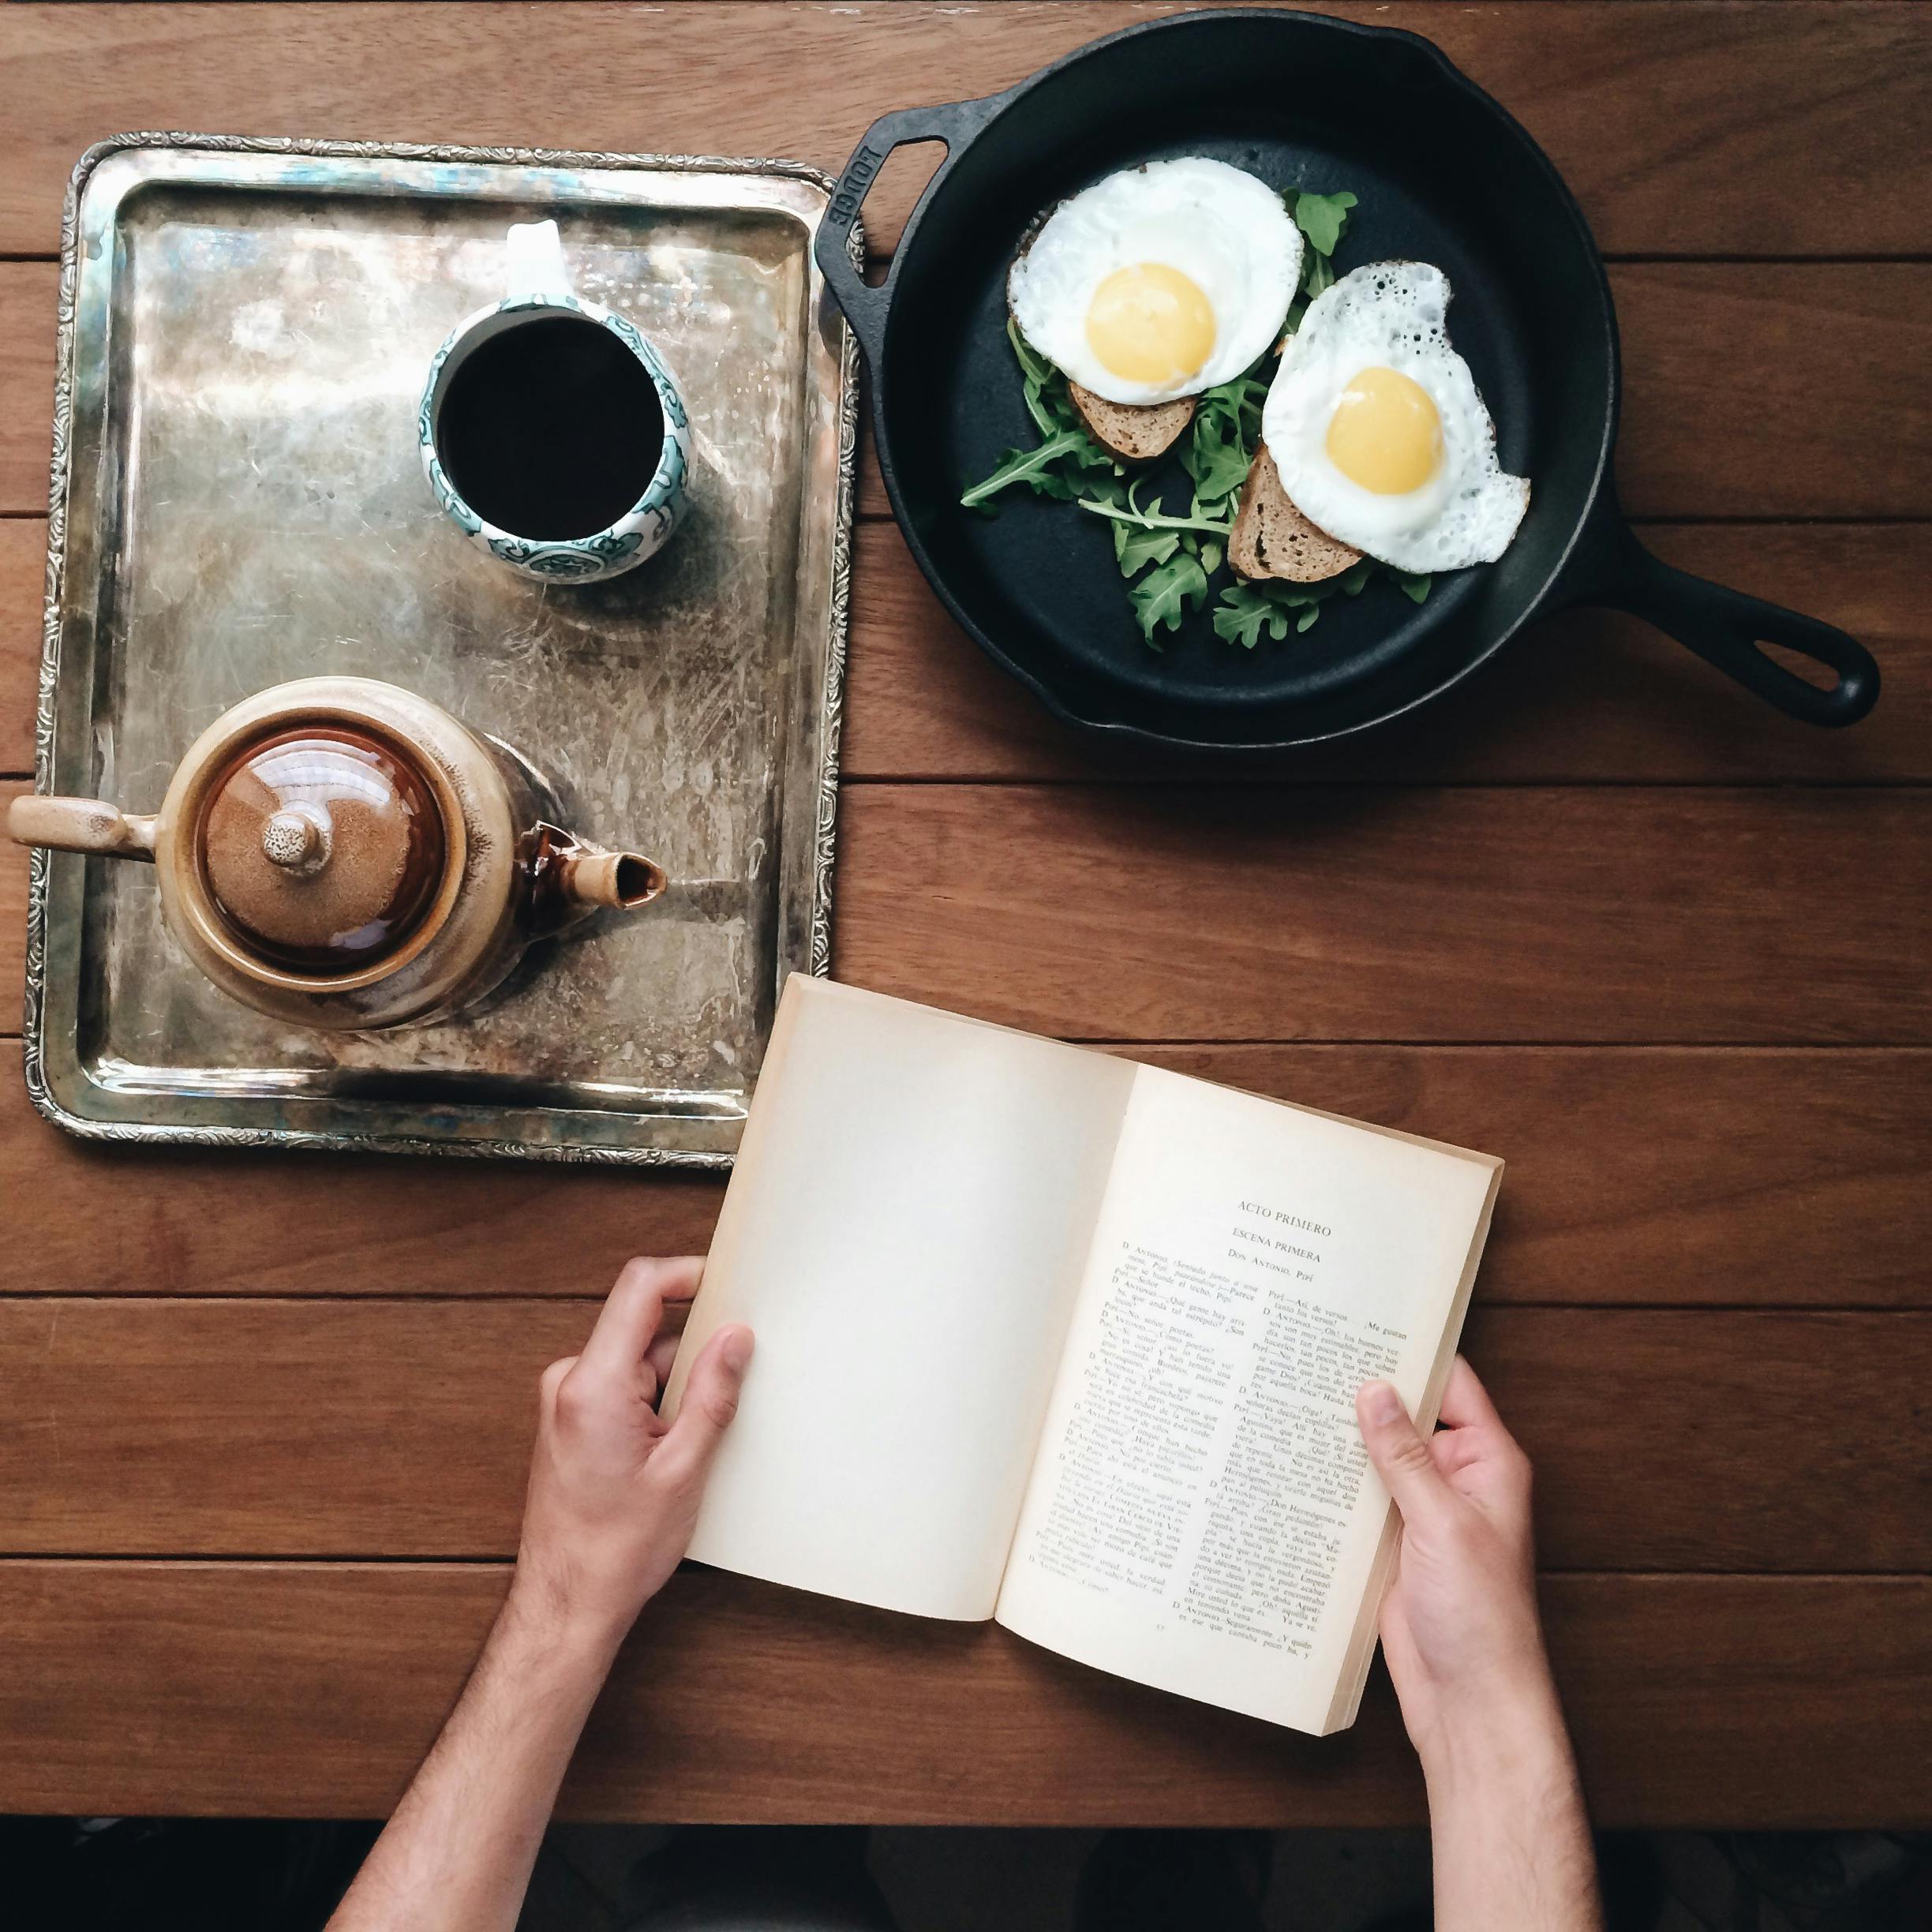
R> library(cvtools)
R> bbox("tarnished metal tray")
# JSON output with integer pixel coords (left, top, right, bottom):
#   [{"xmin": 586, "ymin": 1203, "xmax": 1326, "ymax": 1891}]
[{"xmin": 24, "ymin": 135, "xmax": 856, "ymax": 1163}]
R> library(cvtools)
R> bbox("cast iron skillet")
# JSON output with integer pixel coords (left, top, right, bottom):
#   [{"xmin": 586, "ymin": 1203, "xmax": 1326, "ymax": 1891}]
[{"xmin": 815, "ymin": 8, "xmax": 1879, "ymax": 751}]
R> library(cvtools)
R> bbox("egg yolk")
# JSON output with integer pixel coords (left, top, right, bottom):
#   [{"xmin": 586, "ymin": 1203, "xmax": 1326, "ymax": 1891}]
[
  {"xmin": 1325, "ymin": 365, "xmax": 1443, "ymax": 494},
  {"xmin": 1085, "ymin": 263, "xmax": 1217, "ymax": 386}
]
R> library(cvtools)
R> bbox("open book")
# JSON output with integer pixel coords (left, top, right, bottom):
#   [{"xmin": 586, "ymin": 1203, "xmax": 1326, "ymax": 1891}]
[{"xmin": 663, "ymin": 976, "xmax": 1502, "ymax": 1735}]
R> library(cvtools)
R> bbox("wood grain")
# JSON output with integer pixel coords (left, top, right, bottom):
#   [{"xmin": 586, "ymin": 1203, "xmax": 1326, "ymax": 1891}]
[
  {"xmin": 9, "ymin": 260, "xmax": 1932, "ymax": 523},
  {"xmin": 3, "ymin": 1041, "xmax": 1926, "ymax": 1308},
  {"xmin": 5, "ymin": 807, "xmax": 1923, "ymax": 1068},
  {"xmin": 6, "ymin": 518, "xmax": 1926, "ymax": 786},
  {"xmin": 1, "ymin": 5, "xmax": 1928, "ymax": 258},
  {"xmin": 0, "ymin": 519, "xmax": 42, "ymax": 773},
  {"xmin": 2, "ymin": 0, "xmax": 1929, "ymax": 1833},
  {"xmin": 2, "ymin": 1298, "xmax": 1924, "ymax": 1571},
  {"xmin": 831, "ymin": 786, "xmax": 1931, "ymax": 1045},
  {"xmin": 7, "ymin": 788, "xmax": 1926, "ymax": 1044},
  {"xmin": 0, "ymin": 263, "xmax": 55, "ymax": 520},
  {"xmin": 1, "ymin": 781, "xmax": 24, "ymax": 993},
  {"xmin": 841, "ymin": 521, "xmax": 1932, "ymax": 782},
  {"xmin": 2, "ymin": 1559, "xmax": 1926, "ymax": 1825}
]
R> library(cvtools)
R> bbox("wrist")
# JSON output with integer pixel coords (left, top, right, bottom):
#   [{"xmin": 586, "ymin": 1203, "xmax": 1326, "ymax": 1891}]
[
  {"xmin": 502, "ymin": 1562, "xmax": 635, "ymax": 1678},
  {"xmin": 1413, "ymin": 1657, "xmax": 1575, "ymax": 1797}
]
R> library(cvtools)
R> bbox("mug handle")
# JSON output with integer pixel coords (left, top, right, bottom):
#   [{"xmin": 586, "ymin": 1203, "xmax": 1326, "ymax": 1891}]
[
  {"xmin": 814, "ymin": 89, "xmax": 1018, "ymax": 366},
  {"xmin": 506, "ymin": 219, "xmax": 575, "ymax": 302}
]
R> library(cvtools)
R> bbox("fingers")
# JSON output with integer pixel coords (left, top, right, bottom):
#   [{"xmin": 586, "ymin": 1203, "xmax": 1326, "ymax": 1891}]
[
  {"xmin": 1357, "ymin": 1380, "xmax": 1454, "ymax": 1529},
  {"xmin": 644, "ymin": 1332, "xmax": 681, "ymax": 1395},
  {"xmin": 1437, "ymin": 1355, "xmax": 1504, "ymax": 1432},
  {"xmin": 653, "ymin": 1324, "xmax": 754, "ymax": 1488},
  {"xmin": 575, "ymin": 1256, "xmax": 704, "ymax": 1385},
  {"xmin": 539, "ymin": 1355, "xmax": 578, "ymax": 1416}
]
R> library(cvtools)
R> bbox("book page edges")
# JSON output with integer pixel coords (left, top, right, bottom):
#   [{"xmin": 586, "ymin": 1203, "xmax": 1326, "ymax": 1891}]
[{"xmin": 1318, "ymin": 1151, "xmax": 1505, "ymax": 1735}]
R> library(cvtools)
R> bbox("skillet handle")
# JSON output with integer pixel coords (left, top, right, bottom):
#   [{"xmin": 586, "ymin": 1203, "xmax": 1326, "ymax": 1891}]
[
  {"xmin": 815, "ymin": 91, "xmax": 1016, "ymax": 365},
  {"xmin": 1581, "ymin": 518, "xmax": 1880, "ymax": 728}
]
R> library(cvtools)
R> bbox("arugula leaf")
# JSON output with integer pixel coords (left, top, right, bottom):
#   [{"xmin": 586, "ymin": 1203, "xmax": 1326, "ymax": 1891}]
[
  {"xmin": 1302, "ymin": 253, "xmax": 1335, "ymax": 301},
  {"xmin": 1115, "ymin": 520, "xmax": 1181, "ymax": 573},
  {"xmin": 1181, "ymin": 406, "xmax": 1252, "ymax": 507},
  {"xmin": 959, "ymin": 429, "xmax": 1102, "ymax": 508},
  {"xmin": 1007, "ymin": 316, "xmax": 1057, "ymax": 390},
  {"xmin": 1129, "ymin": 552, "xmax": 1210, "ymax": 646},
  {"xmin": 1211, "ymin": 575, "xmax": 1346, "ymax": 647},
  {"xmin": 1394, "ymin": 570, "xmax": 1432, "ymax": 604},
  {"xmin": 1213, "ymin": 583, "xmax": 1295, "ymax": 648},
  {"xmin": 1292, "ymin": 189, "xmax": 1357, "ymax": 260}
]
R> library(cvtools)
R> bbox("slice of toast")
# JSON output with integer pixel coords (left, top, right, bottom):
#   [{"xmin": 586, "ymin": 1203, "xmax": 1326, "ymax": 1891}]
[
  {"xmin": 1067, "ymin": 381, "xmax": 1197, "ymax": 464},
  {"xmin": 1228, "ymin": 444, "xmax": 1362, "ymax": 584}
]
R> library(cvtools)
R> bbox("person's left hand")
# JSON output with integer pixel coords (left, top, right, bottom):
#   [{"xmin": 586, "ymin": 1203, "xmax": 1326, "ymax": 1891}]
[{"xmin": 514, "ymin": 1255, "xmax": 753, "ymax": 1650}]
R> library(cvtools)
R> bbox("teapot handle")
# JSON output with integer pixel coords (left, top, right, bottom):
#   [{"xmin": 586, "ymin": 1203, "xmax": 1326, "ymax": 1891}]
[{"xmin": 8, "ymin": 794, "xmax": 157, "ymax": 860}]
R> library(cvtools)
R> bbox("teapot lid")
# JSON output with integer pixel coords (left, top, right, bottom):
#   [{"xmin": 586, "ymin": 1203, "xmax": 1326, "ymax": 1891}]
[{"xmin": 197, "ymin": 722, "xmax": 451, "ymax": 975}]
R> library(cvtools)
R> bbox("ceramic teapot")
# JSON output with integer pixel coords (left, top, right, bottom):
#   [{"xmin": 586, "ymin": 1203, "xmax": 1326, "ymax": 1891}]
[{"xmin": 6, "ymin": 676, "xmax": 666, "ymax": 1031}]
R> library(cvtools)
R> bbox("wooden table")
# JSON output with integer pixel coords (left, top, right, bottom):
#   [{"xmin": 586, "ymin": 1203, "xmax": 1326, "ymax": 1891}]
[{"xmin": 2, "ymin": 2, "xmax": 1929, "ymax": 1829}]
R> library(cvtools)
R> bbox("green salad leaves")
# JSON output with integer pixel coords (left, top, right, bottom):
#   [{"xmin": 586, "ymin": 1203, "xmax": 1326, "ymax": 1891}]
[{"xmin": 960, "ymin": 185, "xmax": 1430, "ymax": 650}]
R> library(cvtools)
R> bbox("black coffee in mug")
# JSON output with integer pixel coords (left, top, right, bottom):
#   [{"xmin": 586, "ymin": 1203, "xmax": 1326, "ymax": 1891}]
[{"xmin": 436, "ymin": 314, "xmax": 665, "ymax": 541}]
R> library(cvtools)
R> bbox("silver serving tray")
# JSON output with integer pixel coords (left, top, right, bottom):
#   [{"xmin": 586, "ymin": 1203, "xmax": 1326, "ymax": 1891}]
[{"xmin": 24, "ymin": 135, "xmax": 856, "ymax": 1163}]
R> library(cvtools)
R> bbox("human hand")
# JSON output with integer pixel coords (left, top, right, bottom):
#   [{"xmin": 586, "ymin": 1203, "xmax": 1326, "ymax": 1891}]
[
  {"xmin": 514, "ymin": 1256, "xmax": 753, "ymax": 1653},
  {"xmin": 1355, "ymin": 1357, "xmax": 1554, "ymax": 1771}
]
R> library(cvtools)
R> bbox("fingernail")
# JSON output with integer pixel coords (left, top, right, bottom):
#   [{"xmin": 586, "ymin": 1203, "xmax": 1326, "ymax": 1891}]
[
  {"xmin": 1362, "ymin": 1381, "xmax": 1403, "ymax": 1426},
  {"xmin": 718, "ymin": 1325, "xmax": 754, "ymax": 1372}
]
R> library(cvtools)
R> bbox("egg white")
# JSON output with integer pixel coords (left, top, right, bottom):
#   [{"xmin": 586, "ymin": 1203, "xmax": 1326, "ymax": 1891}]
[
  {"xmin": 1008, "ymin": 159, "xmax": 1303, "ymax": 406},
  {"xmin": 1262, "ymin": 261, "xmax": 1530, "ymax": 573}
]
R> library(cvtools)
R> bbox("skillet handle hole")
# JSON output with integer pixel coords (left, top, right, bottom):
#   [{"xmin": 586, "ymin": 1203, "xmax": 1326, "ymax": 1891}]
[
  {"xmin": 858, "ymin": 140, "xmax": 949, "ymax": 286},
  {"xmin": 1757, "ymin": 641, "xmax": 1840, "ymax": 693}
]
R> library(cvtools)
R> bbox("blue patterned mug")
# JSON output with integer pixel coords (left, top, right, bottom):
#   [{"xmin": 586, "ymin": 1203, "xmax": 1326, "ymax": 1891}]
[{"xmin": 419, "ymin": 219, "xmax": 691, "ymax": 583}]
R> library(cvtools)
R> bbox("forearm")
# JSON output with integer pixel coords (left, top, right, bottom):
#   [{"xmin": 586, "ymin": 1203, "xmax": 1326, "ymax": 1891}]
[
  {"xmin": 1419, "ymin": 1672, "xmax": 1603, "ymax": 1932},
  {"xmin": 327, "ymin": 1581, "xmax": 621, "ymax": 1932}
]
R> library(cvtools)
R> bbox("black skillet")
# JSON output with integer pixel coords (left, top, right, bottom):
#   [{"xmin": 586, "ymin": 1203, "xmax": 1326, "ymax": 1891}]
[{"xmin": 815, "ymin": 8, "xmax": 1879, "ymax": 752}]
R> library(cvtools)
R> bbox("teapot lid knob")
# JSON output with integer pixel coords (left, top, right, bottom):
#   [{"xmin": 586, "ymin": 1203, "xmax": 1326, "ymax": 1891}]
[{"xmin": 260, "ymin": 804, "xmax": 331, "ymax": 872}]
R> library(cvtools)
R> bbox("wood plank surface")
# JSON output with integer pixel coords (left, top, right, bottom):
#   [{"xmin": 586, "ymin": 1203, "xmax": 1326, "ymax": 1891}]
[
  {"xmin": 2, "ymin": 1559, "xmax": 1926, "ymax": 1827},
  {"xmin": 0, "ymin": 264, "xmax": 55, "ymax": 520},
  {"xmin": 6, "ymin": 787, "xmax": 1927, "ymax": 1045},
  {"xmin": 3, "ymin": 0, "xmax": 1930, "ymax": 1835},
  {"xmin": 3, "ymin": 1041, "xmax": 1926, "ymax": 1309},
  {"xmin": 9, "ymin": 261, "xmax": 1932, "ymax": 522},
  {"xmin": 832, "ymin": 787, "xmax": 1930, "ymax": 1045},
  {"xmin": 1, "ymin": 780, "xmax": 24, "ymax": 994},
  {"xmin": 2, "ymin": 5, "xmax": 1929, "ymax": 259},
  {"xmin": 0, "ymin": 519, "xmax": 42, "ymax": 774},
  {"xmin": 841, "ymin": 521, "xmax": 1932, "ymax": 783},
  {"xmin": 5, "ymin": 518, "xmax": 1926, "ymax": 785},
  {"xmin": 3, "ymin": 1298, "xmax": 1923, "ymax": 1571}
]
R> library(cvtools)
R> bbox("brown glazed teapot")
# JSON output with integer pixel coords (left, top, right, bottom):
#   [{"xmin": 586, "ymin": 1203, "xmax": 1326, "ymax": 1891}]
[{"xmin": 6, "ymin": 676, "xmax": 666, "ymax": 1031}]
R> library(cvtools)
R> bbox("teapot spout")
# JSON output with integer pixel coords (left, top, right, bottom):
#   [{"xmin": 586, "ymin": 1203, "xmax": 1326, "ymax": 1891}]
[
  {"xmin": 8, "ymin": 794, "xmax": 158, "ymax": 862},
  {"xmin": 562, "ymin": 846, "xmax": 668, "ymax": 912}
]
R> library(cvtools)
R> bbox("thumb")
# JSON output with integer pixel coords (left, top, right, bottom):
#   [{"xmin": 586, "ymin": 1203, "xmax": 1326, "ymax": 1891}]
[
  {"xmin": 655, "ymin": 1324, "xmax": 754, "ymax": 1489},
  {"xmin": 1357, "ymin": 1380, "xmax": 1451, "ymax": 1528}
]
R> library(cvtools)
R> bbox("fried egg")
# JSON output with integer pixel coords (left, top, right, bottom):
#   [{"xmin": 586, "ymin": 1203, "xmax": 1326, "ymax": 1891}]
[
  {"xmin": 1008, "ymin": 159, "xmax": 1303, "ymax": 406},
  {"xmin": 1261, "ymin": 261, "xmax": 1529, "ymax": 573}
]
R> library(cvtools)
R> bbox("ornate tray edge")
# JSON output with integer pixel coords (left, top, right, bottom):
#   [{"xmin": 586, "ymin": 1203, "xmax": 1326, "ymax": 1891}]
[{"xmin": 22, "ymin": 130, "xmax": 859, "ymax": 1165}]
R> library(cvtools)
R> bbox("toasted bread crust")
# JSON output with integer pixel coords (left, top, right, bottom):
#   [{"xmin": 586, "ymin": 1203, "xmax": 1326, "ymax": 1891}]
[
  {"xmin": 1228, "ymin": 444, "xmax": 1362, "ymax": 584},
  {"xmin": 1066, "ymin": 381, "xmax": 1197, "ymax": 464}
]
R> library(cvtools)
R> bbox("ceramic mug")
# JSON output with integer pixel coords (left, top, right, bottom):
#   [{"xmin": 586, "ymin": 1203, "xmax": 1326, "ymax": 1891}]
[{"xmin": 418, "ymin": 219, "xmax": 692, "ymax": 582}]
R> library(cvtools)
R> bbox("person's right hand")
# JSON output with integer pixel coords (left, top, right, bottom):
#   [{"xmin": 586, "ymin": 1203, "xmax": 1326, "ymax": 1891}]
[{"xmin": 1355, "ymin": 1357, "xmax": 1552, "ymax": 1767}]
